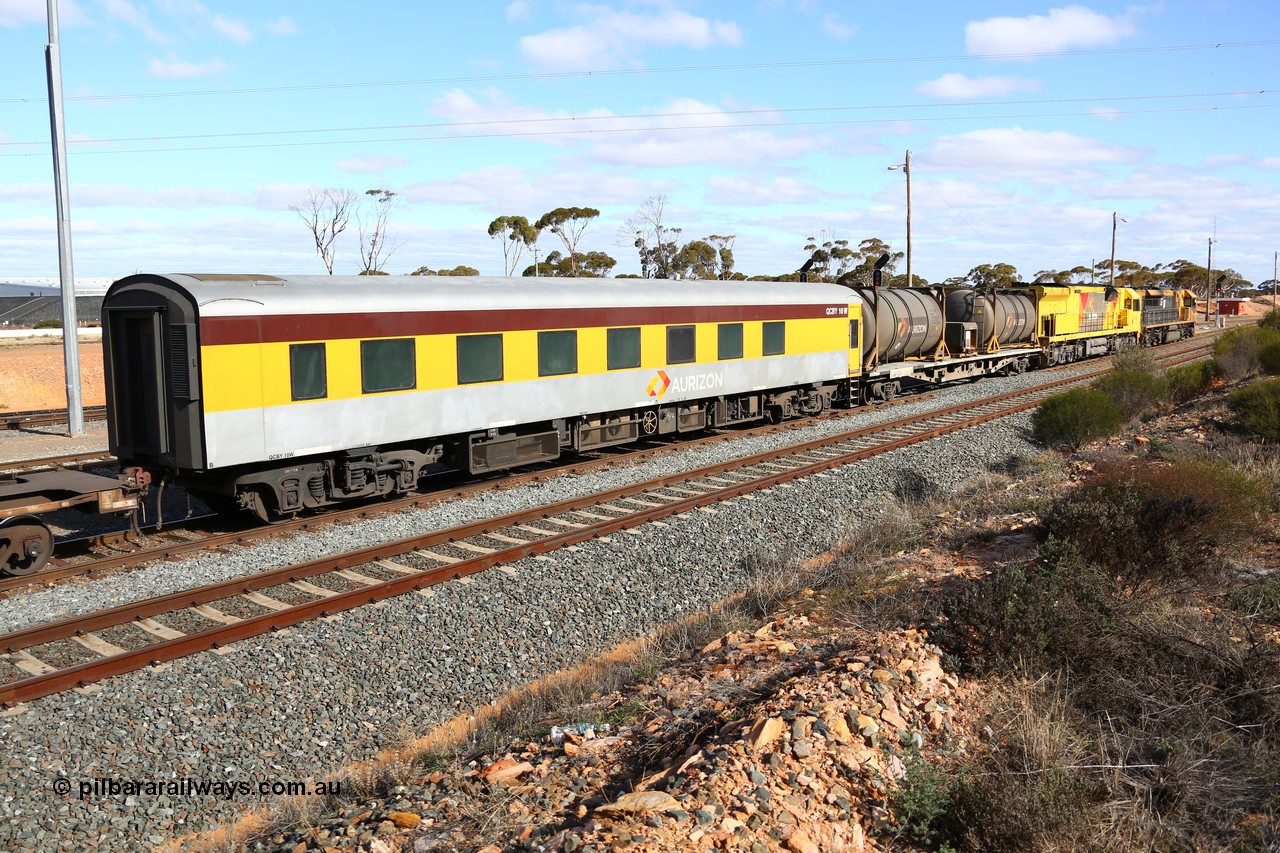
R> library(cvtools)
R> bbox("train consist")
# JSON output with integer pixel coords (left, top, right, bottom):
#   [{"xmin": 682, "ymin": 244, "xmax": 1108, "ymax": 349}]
[{"xmin": 0, "ymin": 272, "xmax": 1195, "ymax": 576}]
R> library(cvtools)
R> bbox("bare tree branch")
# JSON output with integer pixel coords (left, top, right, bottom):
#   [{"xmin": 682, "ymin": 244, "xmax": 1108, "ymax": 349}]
[{"xmin": 289, "ymin": 188, "xmax": 358, "ymax": 274}]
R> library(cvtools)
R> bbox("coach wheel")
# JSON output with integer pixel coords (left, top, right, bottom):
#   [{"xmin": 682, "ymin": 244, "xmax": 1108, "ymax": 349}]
[
  {"xmin": 246, "ymin": 487, "xmax": 278, "ymax": 525},
  {"xmin": 605, "ymin": 417, "xmax": 626, "ymax": 440},
  {"xmin": 0, "ymin": 516, "xmax": 53, "ymax": 577},
  {"xmin": 640, "ymin": 410, "xmax": 659, "ymax": 436}
]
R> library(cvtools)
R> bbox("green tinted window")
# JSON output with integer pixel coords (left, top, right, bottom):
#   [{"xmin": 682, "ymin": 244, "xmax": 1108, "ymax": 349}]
[
  {"xmin": 667, "ymin": 325, "xmax": 696, "ymax": 364},
  {"xmin": 717, "ymin": 323, "xmax": 743, "ymax": 360},
  {"xmin": 538, "ymin": 330, "xmax": 578, "ymax": 376},
  {"xmin": 607, "ymin": 327, "xmax": 641, "ymax": 370},
  {"xmin": 290, "ymin": 343, "xmax": 327, "ymax": 401},
  {"xmin": 360, "ymin": 338, "xmax": 416, "ymax": 393},
  {"xmin": 457, "ymin": 334, "xmax": 503, "ymax": 384},
  {"xmin": 763, "ymin": 321, "xmax": 786, "ymax": 356}
]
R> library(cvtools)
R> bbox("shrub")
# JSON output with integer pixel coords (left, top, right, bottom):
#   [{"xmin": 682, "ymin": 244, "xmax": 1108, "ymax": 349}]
[
  {"xmin": 1228, "ymin": 378, "xmax": 1280, "ymax": 441},
  {"xmin": 937, "ymin": 547, "xmax": 1115, "ymax": 675},
  {"xmin": 1164, "ymin": 360, "xmax": 1221, "ymax": 402},
  {"xmin": 1040, "ymin": 459, "xmax": 1271, "ymax": 588},
  {"xmin": 1031, "ymin": 388, "xmax": 1125, "ymax": 451},
  {"xmin": 1258, "ymin": 308, "xmax": 1280, "ymax": 331},
  {"xmin": 1110, "ymin": 347, "xmax": 1160, "ymax": 375},
  {"xmin": 33, "ymin": 318, "xmax": 62, "ymax": 329},
  {"xmin": 1213, "ymin": 326, "xmax": 1280, "ymax": 380},
  {"xmin": 1260, "ymin": 338, "xmax": 1280, "ymax": 375},
  {"xmin": 1093, "ymin": 369, "xmax": 1168, "ymax": 420}
]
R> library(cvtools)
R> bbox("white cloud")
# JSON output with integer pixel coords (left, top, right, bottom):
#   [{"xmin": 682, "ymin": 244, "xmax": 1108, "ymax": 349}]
[
  {"xmin": 264, "ymin": 15, "xmax": 298, "ymax": 36},
  {"xmin": 821, "ymin": 12, "xmax": 856, "ymax": 40},
  {"xmin": 1258, "ymin": 157, "xmax": 1280, "ymax": 171},
  {"xmin": 916, "ymin": 73, "xmax": 1042, "ymax": 99},
  {"xmin": 592, "ymin": 127, "xmax": 829, "ymax": 168},
  {"xmin": 966, "ymin": 6, "xmax": 1138, "ymax": 55},
  {"xmin": 147, "ymin": 57, "xmax": 228, "ymax": 78},
  {"xmin": 930, "ymin": 127, "xmax": 1140, "ymax": 178},
  {"xmin": 505, "ymin": 0, "xmax": 530, "ymax": 22},
  {"xmin": 211, "ymin": 14, "xmax": 252, "ymax": 43},
  {"xmin": 520, "ymin": 8, "xmax": 743, "ymax": 70},
  {"xmin": 0, "ymin": 0, "xmax": 46, "ymax": 28},
  {"xmin": 337, "ymin": 154, "xmax": 410, "ymax": 174},
  {"xmin": 705, "ymin": 175, "xmax": 824, "ymax": 205},
  {"xmin": 401, "ymin": 165, "xmax": 665, "ymax": 211},
  {"xmin": 103, "ymin": 0, "xmax": 170, "ymax": 44},
  {"xmin": 1090, "ymin": 106, "xmax": 1121, "ymax": 121}
]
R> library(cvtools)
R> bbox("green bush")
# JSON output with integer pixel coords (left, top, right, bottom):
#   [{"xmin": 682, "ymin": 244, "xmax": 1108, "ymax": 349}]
[
  {"xmin": 1213, "ymin": 326, "xmax": 1280, "ymax": 380},
  {"xmin": 1260, "ymin": 339, "xmax": 1280, "ymax": 375},
  {"xmin": 1258, "ymin": 308, "xmax": 1280, "ymax": 331},
  {"xmin": 1093, "ymin": 369, "xmax": 1168, "ymax": 420},
  {"xmin": 1228, "ymin": 378, "xmax": 1280, "ymax": 441},
  {"xmin": 33, "ymin": 318, "xmax": 62, "ymax": 329},
  {"xmin": 937, "ymin": 548, "xmax": 1114, "ymax": 675},
  {"xmin": 1164, "ymin": 360, "xmax": 1222, "ymax": 402},
  {"xmin": 1041, "ymin": 459, "xmax": 1271, "ymax": 587},
  {"xmin": 1110, "ymin": 347, "xmax": 1160, "ymax": 375},
  {"xmin": 1031, "ymin": 388, "xmax": 1125, "ymax": 451}
]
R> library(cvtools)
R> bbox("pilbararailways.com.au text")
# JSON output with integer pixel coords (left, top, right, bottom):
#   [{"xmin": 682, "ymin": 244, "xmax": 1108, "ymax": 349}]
[{"xmin": 55, "ymin": 776, "xmax": 341, "ymax": 801}]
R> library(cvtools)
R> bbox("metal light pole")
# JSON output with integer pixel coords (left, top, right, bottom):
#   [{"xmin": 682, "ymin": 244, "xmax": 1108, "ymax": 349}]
[
  {"xmin": 1109, "ymin": 212, "xmax": 1127, "ymax": 285},
  {"xmin": 1205, "ymin": 237, "xmax": 1217, "ymax": 322},
  {"xmin": 45, "ymin": 0, "xmax": 83, "ymax": 435},
  {"xmin": 888, "ymin": 150, "xmax": 912, "ymax": 287}
]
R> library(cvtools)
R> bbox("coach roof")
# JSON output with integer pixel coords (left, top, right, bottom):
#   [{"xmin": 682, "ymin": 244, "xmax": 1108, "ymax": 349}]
[{"xmin": 108, "ymin": 273, "xmax": 856, "ymax": 319}]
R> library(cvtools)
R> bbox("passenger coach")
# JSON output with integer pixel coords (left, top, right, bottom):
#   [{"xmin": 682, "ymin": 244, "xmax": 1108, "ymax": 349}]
[{"xmin": 102, "ymin": 274, "xmax": 862, "ymax": 520}]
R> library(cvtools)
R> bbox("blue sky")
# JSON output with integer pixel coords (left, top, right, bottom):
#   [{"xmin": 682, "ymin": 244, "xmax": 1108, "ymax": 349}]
[{"xmin": 1, "ymin": 1, "xmax": 1277, "ymax": 284}]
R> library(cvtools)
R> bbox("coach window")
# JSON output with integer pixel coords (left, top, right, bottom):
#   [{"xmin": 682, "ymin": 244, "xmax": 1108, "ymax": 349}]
[
  {"xmin": 763, "ymin": 321, "xmax": 786, "ymax": 356},
  {"xmin": 717, "ymin": 323, "xmax": 743, "ymax": 360},
  {"xmin": 360, "ymin": 338, "xmax": 416, "ymax": 393},
  {"xmin": 457, "ymin": 333, "xmax": 504, "ymax": 384},
  {"xmin": 849, "ymin": 320, "xmax": 859, "ymax": 350},
  {"xmin": 667, "ymin": 325, "xmax": 696, "ymax": 364},
  {"xmin": 607, "ymin": 327, "xmax": 641, "ymax": 370},
  {"xmin": 289, "ymin": 342, "xmax": 327, "ymax": 401},
  {"xmin": 538, "ymin": 330, "xmax": 578, "ymax": 376}
]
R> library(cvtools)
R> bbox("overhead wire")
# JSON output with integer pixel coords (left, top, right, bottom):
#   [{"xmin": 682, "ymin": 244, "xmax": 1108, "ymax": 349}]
[
  {"xmin": 1, "ymin": 101, "xmax": 1275, "ymax": 157},
  {"xmin": 0, "ymin": 88, "xmax": 1273, "ymax": 149}
]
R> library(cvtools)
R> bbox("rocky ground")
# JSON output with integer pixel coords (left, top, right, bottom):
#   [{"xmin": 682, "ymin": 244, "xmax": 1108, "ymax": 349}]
[{"xmin": 197, "ymin": 380, "xmax": 1276, "ymax": 853}]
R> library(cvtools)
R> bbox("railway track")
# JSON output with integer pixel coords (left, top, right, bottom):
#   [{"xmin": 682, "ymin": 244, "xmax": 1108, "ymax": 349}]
[
  {"xmin": 0, "ymin": 334, "xmax": 1216, "ymax": 596},
  {"xmin": 0, "ymin": 405, "xmax": 106, "ymax": 431},
  {"xmin": 0, "ymin": 340, "xmax": 1215, "ymax": 706},
  {"xmin": 0, "ymin": 449, "xmax": 116, "ymax": 477}
]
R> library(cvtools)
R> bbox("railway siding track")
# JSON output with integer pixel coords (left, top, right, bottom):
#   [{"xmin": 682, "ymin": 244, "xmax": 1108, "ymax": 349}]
[
  {"xmin": 0, "ymin": 405, "xmax": 107, "ymax": 431},
  {"xmin": 0, "ymin": 348, "xmax": 1209, "ymax": 706}
]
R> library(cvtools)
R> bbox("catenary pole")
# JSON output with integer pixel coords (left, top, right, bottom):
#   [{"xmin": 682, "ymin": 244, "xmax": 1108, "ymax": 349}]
[{"xmin": 45, "ymin": 0, "xmax": 83, "ymax": 435}]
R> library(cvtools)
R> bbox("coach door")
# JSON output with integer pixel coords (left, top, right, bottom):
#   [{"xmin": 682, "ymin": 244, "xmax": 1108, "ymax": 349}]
[{"xmin": 105, "ymin": 307, "xmax": 170, "ymax": 462}]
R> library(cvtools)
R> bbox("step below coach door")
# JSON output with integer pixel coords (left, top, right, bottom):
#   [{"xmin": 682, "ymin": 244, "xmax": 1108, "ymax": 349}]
[{"xmin": 106, "ymin": 308, "xmax": 170, "ymax": 461}]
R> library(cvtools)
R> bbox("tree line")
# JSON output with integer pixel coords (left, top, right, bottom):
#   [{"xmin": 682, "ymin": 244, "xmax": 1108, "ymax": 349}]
[{"xmin": 291, "ymin": 188, "xmax": 1266, "ymax": 296}]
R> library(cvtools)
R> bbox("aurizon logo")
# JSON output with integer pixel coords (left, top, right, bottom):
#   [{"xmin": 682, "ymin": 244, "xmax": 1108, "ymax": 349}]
[
  {"xmin": 647, "ymin": 370, "xmax": 672, "ymax": 398},
  {"xmin": 647, "ymin": 370, "xmax": 725, "ymax": 399}
]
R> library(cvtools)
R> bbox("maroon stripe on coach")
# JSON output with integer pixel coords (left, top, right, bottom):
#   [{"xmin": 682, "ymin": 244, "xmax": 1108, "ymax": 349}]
[{"xmin": 199, "ymin": 304, "xmax": 844, "ymax": 346}]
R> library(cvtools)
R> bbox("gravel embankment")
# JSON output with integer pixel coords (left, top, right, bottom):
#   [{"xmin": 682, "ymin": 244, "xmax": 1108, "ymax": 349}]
[{"xmin": 0, "ymin": 370, "xmax": 1083, "ymax": 851}]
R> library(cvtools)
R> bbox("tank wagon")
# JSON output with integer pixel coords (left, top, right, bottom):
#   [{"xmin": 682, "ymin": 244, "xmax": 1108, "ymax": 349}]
[{"xmin": 87, "ymin": 275, "xmax": 1195, "ymax": 527}]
